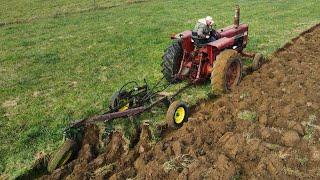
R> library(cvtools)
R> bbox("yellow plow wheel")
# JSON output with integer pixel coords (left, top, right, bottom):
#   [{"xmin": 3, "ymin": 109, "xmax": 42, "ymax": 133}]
[
  {"xmin": 174, "ymin": 107, "xmax": 186, "ymax": 124},
  {"xmin": 166, "ymin": 100, "xmax": 189, "ymax": 129}
]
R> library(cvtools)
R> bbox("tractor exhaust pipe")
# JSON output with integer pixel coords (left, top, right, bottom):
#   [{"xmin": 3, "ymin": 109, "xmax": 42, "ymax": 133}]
[{"xmin": 234, "ymin": 5, "xmax": 240, "ymax": 27}]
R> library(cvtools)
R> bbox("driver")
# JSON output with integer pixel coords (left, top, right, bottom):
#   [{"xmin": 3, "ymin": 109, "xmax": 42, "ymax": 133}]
[{"xmin": 192, "ymin": 16, "xmax": 219, "ymax": 44}]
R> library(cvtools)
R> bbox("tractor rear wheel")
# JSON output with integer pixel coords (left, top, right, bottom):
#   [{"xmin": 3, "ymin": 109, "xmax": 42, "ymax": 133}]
[
  {"xmin": 211, "ymin": 49, "xmax": 243, "ymax": 95},
  {"xmin": 162, "ymin": 40, "xmax": 183, "ymax": 83},
  {"xmin": 166, "ymin": 100, "xmax": 189, "ymax": 129}
]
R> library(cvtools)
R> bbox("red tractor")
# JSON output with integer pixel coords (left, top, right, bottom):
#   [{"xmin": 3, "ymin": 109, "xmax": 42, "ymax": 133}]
[{"xmin": 162, "ymin": 6, "xmax": 262, "ymax": 94}]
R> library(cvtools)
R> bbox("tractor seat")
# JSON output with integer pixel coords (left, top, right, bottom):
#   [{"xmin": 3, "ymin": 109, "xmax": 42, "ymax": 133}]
[{"xmin": 191, "ymin": 31, "xmax": 217, "ymax": 47}]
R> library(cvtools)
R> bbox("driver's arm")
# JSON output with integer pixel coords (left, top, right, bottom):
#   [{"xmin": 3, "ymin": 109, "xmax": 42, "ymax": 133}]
[
  {"xmin": 197, "ymin": 25, "xmax": 206, "ymax": 38},
  {"xmin": 210, "ymin": 29, "xmax": 221, "ymax": 39}
]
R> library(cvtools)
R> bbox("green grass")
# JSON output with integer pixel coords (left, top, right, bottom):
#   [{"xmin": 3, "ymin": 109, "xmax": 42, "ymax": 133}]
[
  {"xmin": 0, "ymin": 0, "xmax": 141, "ymax": 24},
  {"xmin": 238, "ymin": 110, "xmax": 257, "ymax": 122},
  {"xmin": 0, "ymin": 0, "xmax": 319, "ymax": 178}
]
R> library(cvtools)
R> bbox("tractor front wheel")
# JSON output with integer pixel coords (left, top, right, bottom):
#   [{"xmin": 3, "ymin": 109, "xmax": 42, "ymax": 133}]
[
  {"xmin": 162, "ymin": 40, "xmax": 183, "ymax": 83},
  {"xmin": 166, "ymin": 100, "xmax": 189, "ymax": 129},
  {"xmin": 211, "ymin": 49, "xmax": 243, "ymax": 95}
]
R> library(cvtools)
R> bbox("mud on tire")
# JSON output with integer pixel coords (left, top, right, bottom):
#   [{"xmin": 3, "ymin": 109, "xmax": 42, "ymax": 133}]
[
  {"xmin": 211, "ymin": 49, "xmax": 243, "ymax": 95},
  {"xmin": 162, "ymin": 40, "xmax": 183, "ymax": 83}
]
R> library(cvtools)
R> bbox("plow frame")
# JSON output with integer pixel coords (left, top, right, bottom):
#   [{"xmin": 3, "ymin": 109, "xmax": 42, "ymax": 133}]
[{"xmin": 65, "ymin": 82, "xmax": 191, "ymax": 135}]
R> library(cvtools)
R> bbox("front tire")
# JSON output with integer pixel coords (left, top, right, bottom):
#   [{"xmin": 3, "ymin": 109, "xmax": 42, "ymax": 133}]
[
  {"xmin": 166, "ymin": 101, "xmax": 189, "ymax": 129},
  {"xmin": 162, "ymin": 40, "xmax": 183, "ymax": 83},
  {"xmin": 211, "ymin": 49, "xmax": 243, "ymax": 95}
]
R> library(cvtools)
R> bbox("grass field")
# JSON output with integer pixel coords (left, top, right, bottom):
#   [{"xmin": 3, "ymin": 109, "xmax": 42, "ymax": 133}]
[
  {"xmin": 0, "ymin": 0, "xmax": 319, "ymax": 178},
  {"xmin": 0, "ymin": 0, "xmax": 141, "ymax": 24}
]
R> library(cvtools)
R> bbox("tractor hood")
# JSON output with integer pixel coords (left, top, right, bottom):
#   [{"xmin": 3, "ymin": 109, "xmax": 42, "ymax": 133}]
[{"xmin": 207, "ymin": 37, "xmax": 235, "ymax": 50}]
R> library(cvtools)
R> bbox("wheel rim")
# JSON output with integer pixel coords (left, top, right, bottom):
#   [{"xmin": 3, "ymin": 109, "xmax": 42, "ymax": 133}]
[
  {"xmin": 226, "ymin": 61, "xmax": 241, "ymax": 90},
  {"xmin": 174, "ymin": 107, "xmax": 185, "ymax": 124}
]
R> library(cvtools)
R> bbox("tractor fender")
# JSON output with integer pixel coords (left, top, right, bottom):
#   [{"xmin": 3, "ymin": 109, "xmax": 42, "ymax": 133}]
[
  {"xmin": 171, "ymin": 30, "xmax": 192, "ymax": 39},
  {"xmin": 170, "ymin": 30, "xmax": 194, "ymax": 53},
  {"xmin": 207, "ymin": 37, "xmax": 235, "ymax": 50}
]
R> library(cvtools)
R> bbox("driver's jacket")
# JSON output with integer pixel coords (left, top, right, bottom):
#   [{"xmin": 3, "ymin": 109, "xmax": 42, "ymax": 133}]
[{"xmin": 193, "ymin": 21, "xmax": 212, "ymax": 39}]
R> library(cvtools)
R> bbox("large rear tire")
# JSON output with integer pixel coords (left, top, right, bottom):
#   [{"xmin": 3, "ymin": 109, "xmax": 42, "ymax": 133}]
[
  {"xmin": 162, "ymin": 40, "xmax": 183, "ymax": 83},
  {"xmin": 211, "ymin": 49, "xmax": 243, "ymax": 95}
]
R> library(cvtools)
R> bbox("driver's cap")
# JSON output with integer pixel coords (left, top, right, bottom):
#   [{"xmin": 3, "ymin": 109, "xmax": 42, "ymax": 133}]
[{"xmin": 205, "ymin": 16, "xmax": 214, "ymax": 25}]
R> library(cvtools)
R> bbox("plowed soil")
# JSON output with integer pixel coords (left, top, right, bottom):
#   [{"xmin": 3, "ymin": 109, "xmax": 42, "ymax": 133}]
[{"xmin": 42, "ymin": 24, "xmax": 320, "ymax": 179}]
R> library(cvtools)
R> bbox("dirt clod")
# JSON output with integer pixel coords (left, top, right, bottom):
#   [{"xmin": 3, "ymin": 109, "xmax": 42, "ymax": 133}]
[
  {"xmin": 282, "ymin": 130, "xmax": 300, "ymax": 147},
  {"xmin": 171, "ymin": 141, "xmax": 182, "ymax": 156},
  {"xmin": 310, "ymin": 146, "xmax": 320, "ymax": 161}
]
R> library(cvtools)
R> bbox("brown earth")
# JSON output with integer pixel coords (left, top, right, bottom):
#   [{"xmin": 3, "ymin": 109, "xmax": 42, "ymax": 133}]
[{"xmin": 41, "ymin": 24, "xmax": 320, "ymax": 179}]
